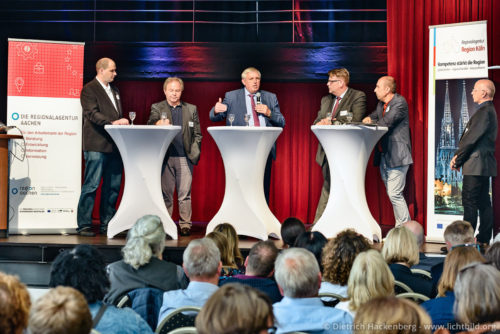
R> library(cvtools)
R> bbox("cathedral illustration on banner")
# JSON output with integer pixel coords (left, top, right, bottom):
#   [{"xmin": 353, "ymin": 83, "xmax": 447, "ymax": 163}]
[{"xmin": 434, "ymin": 80, "xmax": 471, "ymax": 215}]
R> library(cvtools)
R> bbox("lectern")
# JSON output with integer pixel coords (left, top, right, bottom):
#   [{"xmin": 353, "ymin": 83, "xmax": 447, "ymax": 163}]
[{"xmin": 1, "ymin": 134, "xmax": 23, "ymax": 237}]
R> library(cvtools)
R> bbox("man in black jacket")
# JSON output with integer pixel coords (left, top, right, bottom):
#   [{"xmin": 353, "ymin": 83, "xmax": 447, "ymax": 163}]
[{"xmin": 450, "ymin": 79, "xmax": 497, "ymax": 245}]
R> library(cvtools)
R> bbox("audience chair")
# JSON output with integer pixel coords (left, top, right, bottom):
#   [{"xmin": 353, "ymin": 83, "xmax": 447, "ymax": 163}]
[
  {"xmin": 116, "ymin": 294, "xmax": 131, "ymax": 308},
  {"xmin": 394, "ymin": 280, "xmax": 413, "ymax": 294},
  {"xmin": 411, "ymin": 268, "xmax": 432, "ymax": 279},
  {"xmin": 166, "ymin": 327, "xmax": 198, "ymax": 334},
  {"xmin": 396, "ymin": 292, "xmax": 430, "ymax": 304},
  {"xmin": 155, "ymin": 306, "xmax": 202, "ymax": 334},
  {"xmin": 318, "ymin": 292, "xmax": 343, "ymax": 307}
]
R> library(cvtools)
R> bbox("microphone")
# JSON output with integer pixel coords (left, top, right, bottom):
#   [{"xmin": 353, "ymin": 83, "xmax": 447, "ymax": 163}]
[
  {"xmin": 0, "ymin": 122, "xmax": 16, "ymax": 132},
  {"xmin": 255, "ymin": 92, "xmax": 261, "ymax": 105}
]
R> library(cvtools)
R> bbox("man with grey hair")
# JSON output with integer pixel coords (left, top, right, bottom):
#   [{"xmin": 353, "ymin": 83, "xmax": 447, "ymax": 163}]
[
  {"xmin": 220, "ymin": 240, "xmax": 282, "ymax": 303},
  {"xmin": 209, "ymin": 67, "xmax": 285, "ymax": 203},
  {"xmin": 157, "ymin": 238, "xmax": 221, "ymax": 324},
  {"xmin": 403, "ymin": 220, "xmax": 443, "ymax": 271},
  {"xmin": 273, "ymin": 248, "xmax": 352, "ymax": 334},
  {"xmin": 147, "ymin": 77, "xmax": 202, "ymax": 237}
]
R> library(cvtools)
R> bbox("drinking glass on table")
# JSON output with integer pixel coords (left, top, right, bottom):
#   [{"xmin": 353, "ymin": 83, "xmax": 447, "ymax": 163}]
[
  {"xmin": 244, "ymin": 114, "xmax": 251, "ymax": 126},
  {"xmin": 228, "ymin": 113, "xmax": 235, "ymax": 126},
  {"xmin": 129, "ymin": 111, "xmax": 136, "ymax": 125},
  {"xmin": 346, "ymin": 111, "xmax": 353, "ymax": 123},
  {"xmin": 161, "ymin": 111, "xmax": 167, "ymax": 122}
]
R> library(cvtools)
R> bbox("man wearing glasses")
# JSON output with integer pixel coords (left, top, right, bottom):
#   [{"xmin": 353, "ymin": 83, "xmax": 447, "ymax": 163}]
[
  {"xmin": 450, "ymin": 79, "xmax": 497, "ymax": 246},
  {"xmin": 312, "ymin": 68, "xmax": 366, "ymax": 222}
]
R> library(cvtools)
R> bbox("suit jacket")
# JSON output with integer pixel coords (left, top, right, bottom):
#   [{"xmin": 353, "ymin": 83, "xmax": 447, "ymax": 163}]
[
  {"xmin": 81, "ymin": 78, "xmax": 123, "ymax": 153},
  {"xmin": 454, "ymin": 101, "xmax": 497, "ymax": 176},
  {"xmin": 368, "ymin": 93, "xmax": 413, "ymax": 168},
  {"xmin": 313, "ymin": 88, "xmax": 366, "ymax": 165},
  {"xmin": 209, "ymin": 88, "xmax": 285, "ymax": 159},
  {"xmin": 147, "ymin": 100, "xmax": 202, "ymax": 165}
]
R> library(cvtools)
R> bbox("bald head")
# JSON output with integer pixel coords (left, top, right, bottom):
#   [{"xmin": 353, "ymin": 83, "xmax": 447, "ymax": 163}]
[
  {"xmin": 374, "ymin": 76, "xmax": 397, "ymax": 102},
  {"xmin": 403, "ymin": 220, "xmax": 424, "ymax": 249},
  {"xmin": 472, "ymin": 79, "xmax": 495, "ymax": 104}
]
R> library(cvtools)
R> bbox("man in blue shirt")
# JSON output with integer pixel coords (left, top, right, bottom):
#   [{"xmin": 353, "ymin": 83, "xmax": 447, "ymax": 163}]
[{"xmin": 273, "ymin": 248, "xmax": 353, "ymax": 334}]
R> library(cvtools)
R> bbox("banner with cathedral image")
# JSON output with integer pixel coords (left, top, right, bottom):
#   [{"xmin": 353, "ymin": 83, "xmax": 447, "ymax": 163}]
[{"xmin": 426, "ymin": 21, "xmax": 488, "ymax": 242}]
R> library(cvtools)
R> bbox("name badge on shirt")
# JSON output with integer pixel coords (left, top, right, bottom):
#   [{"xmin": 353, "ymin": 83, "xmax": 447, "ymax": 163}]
[
  {"xmin": 189, "ymin": 121, "xmax": 194, "ymax": 127},
  {"xmin": 385, "ymin": 106, "xmax": 391, "ymax": 113},
  {"xmin": 339, "ymin": 110, "xmax": 348, "ymax": 117},
  {"xmin": 115, "ymin": 94, "xmax": 120, "ymax": 100}
]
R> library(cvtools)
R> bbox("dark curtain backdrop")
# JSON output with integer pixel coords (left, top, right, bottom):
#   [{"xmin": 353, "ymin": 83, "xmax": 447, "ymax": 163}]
[{"xmin": 386, "ymin": 0, "xmax": 500, "ymax": 233}]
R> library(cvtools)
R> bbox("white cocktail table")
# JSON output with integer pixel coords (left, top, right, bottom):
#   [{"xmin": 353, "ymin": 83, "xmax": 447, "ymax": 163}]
[
  {"xmin": 311, "ymin": 124, "xmax": 387, "ymax": 241},
  {"xmin": 105, "ymin": 125, "xmax": 181, "ymax": 239},
  {"xmin": 206, "ymin": 126, "xmax": 283, "ymax": 240}
]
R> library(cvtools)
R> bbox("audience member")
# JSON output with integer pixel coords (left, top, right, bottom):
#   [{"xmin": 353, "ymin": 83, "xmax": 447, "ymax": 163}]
[
  {"xmin": 421, "ymin": 246, "xmax": 484, "ymax": 328},
  {"xmin": 293, "ymin": 231, "xmax": 328, "ymax": 271},
  {"xmin": 214, "ymin": 223, "xmax": 245, "ymax": 269},
  {"xmin": 403, "ymin": 220, "xmax": 444, "ymax": 271},
  {"xmin": 28, "ymin": 286, "xmax": 92, "ymax": 334},
  {"xmin": 336, "ymin": 249, "xmax": 394, "ymax": 317},
  {"xmin": 105, "ymin": 215, "xmax": 186, "ymax": 305},
  {"xmin": 49, "ymin": 244, "xmax": 153, "ymax": 333},
  {"xmin": 453, "ymin": 263, "xmax": 500, "ymax": 331},
  {"xmin": 158, "ymin": 238, "xmax": 221, "ymax": 324},
  {"xmin": 273, "ymin": 248, "xmax": 353, "ymax": 334},
  {"xmin": 431, "ymin": 220, "xmax": 476, "ymax": 289},
  {"xmin": 206, "ymin": 231, "xmax": 243, "ymax": 278},
  {"xmin": 220, "ymin": 240, "xmax": 282, "ymax": 303},
  {"xmin": 354, "ymin": 296, "xmax": 432, "ymax": 334},
  {"xmin": 280, "ymin": 217, "xmax": 306, "ymax": 248},
  {"xmin": 484, "ymin": 241, "xmax": 500, "ymax": 270},
  {"xmin": 0, "ymin": 272, "xmax": 31, "ymax": 334},
  {"xmin": 196, "ymin": 283, "xmax": 274, "ymax": 334},
  {"xmin": 382, "ymin": 227, "xmax": 433, "ymax": 297},
  {"xmin": 320, "ymin": 229, "xmax": 371, "ymax": 298}
]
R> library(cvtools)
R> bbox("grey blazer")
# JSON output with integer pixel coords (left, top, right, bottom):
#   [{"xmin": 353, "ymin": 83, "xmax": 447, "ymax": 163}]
[
  {"xmin": 313, "ymin": 88, "xmax": 366, "ymax": 165},
  {"xmin": 454, "ymin": 101, "xmax": 497, "ymax": 176},
  {"xmin": 80, "ymin": 78, "xmax": 123, "ymax": 153},
  {"xmin": 147, "ymin": 100, "xmax": 202, "ymax": 165},
  {"xmin": 209, "ymin": 88, "xmax": 285, "ymax": 159},
  {"xmin": 368, "ymin": 93, "xmax": 413, "ymax": 168}
]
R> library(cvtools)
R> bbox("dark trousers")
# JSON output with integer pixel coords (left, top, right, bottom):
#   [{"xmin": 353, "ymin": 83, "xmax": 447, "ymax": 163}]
[
  {"xmin": 462, "ymin": 175, "xmax": 493, "ymax": 244},
  {"xmin": 264, "ymin": 154, "xmax": 273, "ymax": 204}
]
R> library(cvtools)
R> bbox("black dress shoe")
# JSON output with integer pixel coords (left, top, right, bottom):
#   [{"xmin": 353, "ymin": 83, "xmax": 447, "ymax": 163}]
[
  {"xmin": 78, "ymin": 228, "xmax": 96, "ymax": 237},
  {"xmin": 180, "ymin": 227, "xmax": 191, "ymax": 237}
]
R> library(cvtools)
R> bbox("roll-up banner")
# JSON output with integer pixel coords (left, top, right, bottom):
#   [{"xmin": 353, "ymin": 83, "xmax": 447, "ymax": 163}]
[
  {"xmin": 7, "ymin": 38, "xmax": 84, "ymax": 234},
  {"xmin": 426, "ymin": 21, "xmax": 488, "ymax": 242}
]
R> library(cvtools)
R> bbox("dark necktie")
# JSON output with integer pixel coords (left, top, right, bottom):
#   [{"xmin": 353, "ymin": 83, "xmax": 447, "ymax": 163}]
[
  {"xmin": 249, "ymin": 94, "xmax": 260, "ymax": 126},
  {"xmin": 331, "ymin": 96, "xmax": 342, "ymax": 119}
]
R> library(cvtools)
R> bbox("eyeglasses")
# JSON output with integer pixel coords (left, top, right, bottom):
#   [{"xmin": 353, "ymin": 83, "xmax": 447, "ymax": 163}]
[
  {"xmin": 328, "ymin": 79, "xmax": 341, "ymax": 84},
  {"xmin": 450, "ymin": 243, "xmax": 480, "ymax": 251}
]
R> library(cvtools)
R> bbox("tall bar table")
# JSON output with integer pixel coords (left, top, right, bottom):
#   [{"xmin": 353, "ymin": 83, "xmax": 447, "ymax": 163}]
[
  {"xmin": 1, "ymin": 134, "xmax": 23, "ymax": 237},
  {"xmin": 311, "ymin": 124, "xmax": 387, "ymax": 241},
  {"xmin": 105, "ymin": 125, "xmax": 181, "ymax": 239},
  {"xmin": 206, "ymin": 126, "xmax": 283, "ymax": 240}
]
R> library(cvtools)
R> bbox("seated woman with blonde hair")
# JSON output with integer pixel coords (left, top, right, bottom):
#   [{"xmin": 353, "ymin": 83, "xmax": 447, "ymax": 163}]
[
  {"xmin": 206, "ymin": 231, "xmax": 244, "ymax": 278},
  {"xmin": 214, "ymin": 223, "xmax": 245, "ymax": 270},
  {"xmin": 336, "ymin": 249, "xmax": 394, "ymax": 317},
  {"xmin": 105, "ymin": 215, "xmax": 187, "ymax": 304}
]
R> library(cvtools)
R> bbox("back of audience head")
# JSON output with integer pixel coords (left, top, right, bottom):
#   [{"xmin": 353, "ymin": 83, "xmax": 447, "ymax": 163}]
[
  {"xmin": 275, "ymin": 247, "xmax": 320, "ymax": 298},
  {"xmin": 183, "ymin": 238, "xmax": 221, "ymax": 279},
  {"xmin": 49, "ymin": 244, "xmax": 109, "ymax": 303},
  {"xmin": 206, "ymin": 231, "xmax": 238, "ymax": 268},
  {"xmin": 485, "ymin": 241, "xmax": 500, "ymax": 270},
  {"xmin": 382, "ymin": 226, "xmax": 419, "ymax": 266},
  {"xmin": 347, "ymin": 249, "xmax": 394, "ymax": 312},
  {"xmin": 281, "ymin": 217, "xmax": 306, "ymax": 248},
  {"xmin": 246, "ymin": 240, "xmax": 279, "ymax": 277},
  {"xmin": 293, "ymin": 231, "xmax": 328, "ymax": 270},
  {"xmin": 29, "ymin": 286, "xmax": 92, "ymax": 334},
  {"xmin": 354, "ymin": 296, "xmax": 432, "ymax": 334},
  {"xmin": 214, "ymin": 223, "xmax": 244, "ymax": 267},
  {"xmin": 0, "ymin": 272, "xmax": 31, "ymax": 334},
  {"xmin": 322, "ymin": 229, "xmax": 371, "ymax": 286},
  {"xmin": 122, "ymin": 214, "xmax": 165, "ymax": 269},
  {"xmin": 437, "ymin": 246, "xmax": 484, "ymax": 297},
  {"xmin": 196, "ymin": 283, "xmax": 274, "ymax": 334},
  {"xmin": 443, "ymin": 220, "xmax": 475, "ymax": 250},
  {"xmin": 453, "ymin": 262, "xmax": 500, "ymax": 325},
  {"xmin": 402, "ymin": 220, "xmax": 425, "ymax": 250}
]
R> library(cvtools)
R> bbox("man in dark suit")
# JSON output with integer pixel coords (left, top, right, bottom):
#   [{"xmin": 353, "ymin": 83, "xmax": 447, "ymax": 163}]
[
  {"xmin": 313, "ymin": 68, "xmax": 366, "ymax": 222},
  {"xmin": 363, "ymin": 76, "xmax": 413, "ymax": 226},
  {"xmin": 209, "ymin": 67, "xmax": 285, "ymax": 203},
  {"xmin": 450, "ymin": 79, "xmax": 497, "ymax": 245},
  {"xmin": 148, "ymin": 77, "xmax": 202, "ymax": 236},
  {"xmin": 77, "ymin": 58, "xmax": 129, "ymax": 236}
]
